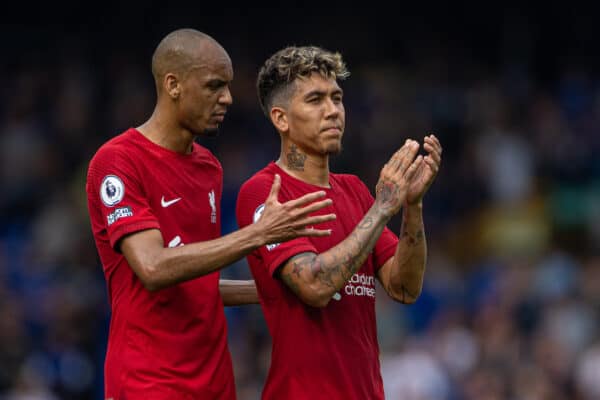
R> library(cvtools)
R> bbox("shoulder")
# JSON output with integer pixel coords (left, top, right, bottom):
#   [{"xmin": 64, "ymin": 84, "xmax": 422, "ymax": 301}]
[
  {"xmin": 332, "ymin": 172, "xmax": 369, "ymax": 191},
  {"xmin": 193, "ymin": 143, "xmax": 223, "ymax": 171},
  {"xmin": 88, "ymin": 130, "xmax": 135, "ymax": 169},
  {"xmin": 239, "ymin": 166, "xmax": 276, "ymax": 197},
  {"xmin": 236, "ymin": 166, "xmax": 276, "ymax": 224},
  {"xmin": 86, "ymin": 130, "xmax": 141, "ymax": 191}
]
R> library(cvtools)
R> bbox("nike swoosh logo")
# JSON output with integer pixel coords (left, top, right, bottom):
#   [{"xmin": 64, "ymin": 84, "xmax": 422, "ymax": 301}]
[{"xmin": 161, "ymin": 196, "xmax": 182, "ymax": 208}]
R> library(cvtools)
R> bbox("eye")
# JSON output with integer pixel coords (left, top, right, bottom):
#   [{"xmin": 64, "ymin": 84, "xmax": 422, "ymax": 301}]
[{"xmin": 207, "ymin": 80, "xmax": 226, "ymax": 91}]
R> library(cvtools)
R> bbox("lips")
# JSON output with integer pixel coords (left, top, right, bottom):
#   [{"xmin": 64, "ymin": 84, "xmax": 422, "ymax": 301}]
[
  {"xmin": 322, "ymin": 126, "xmax": 342, "ymax": 133},
  {"xmin": 211, "ymin": 113, "xmax": 226, "ymax": 122}
]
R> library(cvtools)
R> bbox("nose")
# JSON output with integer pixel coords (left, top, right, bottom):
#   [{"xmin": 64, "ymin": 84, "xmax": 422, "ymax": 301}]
[
  {"xmin": 324, "ymin": 97, "xmax": 340, "ymax": 118},
  {"xmin": 219, "ymin": 86, "xmax": 233, "ymax": 106}
]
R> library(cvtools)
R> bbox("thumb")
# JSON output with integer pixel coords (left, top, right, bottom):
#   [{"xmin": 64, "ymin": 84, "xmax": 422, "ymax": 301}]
[{"xmin": 267, "ymin": 174, "xmax": 281, "ymax": 203}]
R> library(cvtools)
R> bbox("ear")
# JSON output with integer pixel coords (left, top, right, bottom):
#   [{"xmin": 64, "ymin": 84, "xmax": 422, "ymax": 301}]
[
  {"xmin": 270, "ymin": 106, "xmax": 288, "ymax": 134},
  {"xmin": 164, "ymin": 73, "xmax": 181, "ymax": 100}
]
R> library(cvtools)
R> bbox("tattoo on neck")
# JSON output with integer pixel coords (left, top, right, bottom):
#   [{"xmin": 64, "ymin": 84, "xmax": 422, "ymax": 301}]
[{"xmin": 287, "ymin": 144, "xmax": 306, "ymax": 171}]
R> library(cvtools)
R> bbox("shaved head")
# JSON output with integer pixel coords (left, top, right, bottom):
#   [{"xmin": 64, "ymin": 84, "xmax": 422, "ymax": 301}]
[{"xmin": 151, "ymin": 29, "xmax": 229, "ymax": 91}]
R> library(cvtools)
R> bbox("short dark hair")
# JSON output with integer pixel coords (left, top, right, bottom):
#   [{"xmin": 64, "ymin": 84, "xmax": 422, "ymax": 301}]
[{"xmin": 256, "ymin": 46, "xmax": 350, "ymax": 116}]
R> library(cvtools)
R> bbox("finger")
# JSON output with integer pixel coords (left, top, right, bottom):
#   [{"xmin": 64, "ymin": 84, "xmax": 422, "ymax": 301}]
[
  {"xmin": 284, "ymin": 190, "xmax": 327, "ymax": 209},
  {"xmin": 404, "ymin": 155, "xmax": 423, "ymax": 181},
  {"xmin": 299, "ymin": 213, "xmax": 337, "ymax": 226},
  {"xmin": 424, "ymin": 155, "xmax": 439, "ymax": 173},
  {"xmin": 391, "ymin": 139, "xmax": 414, "ymax": 160},
  {"xmin": 425, "ymin": 137, "xmax": 442, "ymax": 152},
  {"xmin": 267, "ymin": 174, "xmax": 281, "ymax": 203},
  {"xmin": 424, "ymin": 142, "xmax": 442, "ymax": 165},
  {"xmin": 427, "ymin": 135, "xmax": 442, "ymax": 154},
  {"xmin": 296, "ymin": 198, "xmax": 333, "ymax": 216},
  {"xmin": 397, "ymin": 141, "xmax": 420, "ymax": 173},
  {"xmin": 296, "ymin": 228, "xmax": 333, "ymax": 237}
]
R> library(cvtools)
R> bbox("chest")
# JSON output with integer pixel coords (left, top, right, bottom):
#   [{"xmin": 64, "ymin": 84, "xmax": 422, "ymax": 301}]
[{"xmin": 138, "ymin": 155, "xmax": 222, "ymax": 242}]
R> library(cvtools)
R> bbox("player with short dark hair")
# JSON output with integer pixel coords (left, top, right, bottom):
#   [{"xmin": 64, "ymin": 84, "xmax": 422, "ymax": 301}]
[
  {"xmin": 86, "ymin": 30, "xmax": 335, "ymax": 399},
  {"xmin": 236, "ymin": 45, "xmax": 442, "ymax": 399}
]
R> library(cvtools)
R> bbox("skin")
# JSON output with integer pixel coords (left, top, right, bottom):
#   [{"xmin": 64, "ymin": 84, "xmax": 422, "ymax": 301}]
[
  {"xmin": 119, "ymin": 31, "xmax": 336, "ymax": 300},
  {"xmin": 270, "ymin": 72, "xmax": 442, "ymax": 307}
]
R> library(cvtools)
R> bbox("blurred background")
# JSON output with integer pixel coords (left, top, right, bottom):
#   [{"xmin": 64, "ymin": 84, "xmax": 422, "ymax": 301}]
[{"xmin": 1, "ymin": 3, "xmax": 600, "ymax": 399}]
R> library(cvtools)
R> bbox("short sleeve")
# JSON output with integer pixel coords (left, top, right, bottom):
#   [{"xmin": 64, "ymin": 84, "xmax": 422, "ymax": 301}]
[
  {"xmin": 236, "ymin": 174, "xmax": 317, "ymax": 277},
  {"xmin": 350, "ymin": 176, "xmax": 399, "ymax": 270},
  {"xmin": 87, "ymin": 146, "xmax": 160, "ymax": 249}
]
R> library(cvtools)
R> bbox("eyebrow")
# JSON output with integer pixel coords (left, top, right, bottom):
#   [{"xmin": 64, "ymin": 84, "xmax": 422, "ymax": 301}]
[
  {"xmin": 206, "ymin": 78, "xmax": 230, "ymax": 87},
  {"xmin": 303, "ymin": 88, "xmax": 344, "ymax": 99}
]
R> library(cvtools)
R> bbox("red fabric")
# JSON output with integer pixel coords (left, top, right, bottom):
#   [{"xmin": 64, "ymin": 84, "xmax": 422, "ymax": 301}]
[
  {"xmin": 236, "ymin": 162, "xmax": 398, "ymax": 400},
  {"xmin": 86, "ymin": 128, "xmax": 234, "ymax": 399}
]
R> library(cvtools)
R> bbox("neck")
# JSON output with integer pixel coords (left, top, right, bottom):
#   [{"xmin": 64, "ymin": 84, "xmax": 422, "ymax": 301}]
[
  {"xmin": 276, "ymin": 142, "xmax": 330, "ymax": 187},
  {"xmin": 137, "ymin": 106, "xmax": 195, "ymax": 154}
]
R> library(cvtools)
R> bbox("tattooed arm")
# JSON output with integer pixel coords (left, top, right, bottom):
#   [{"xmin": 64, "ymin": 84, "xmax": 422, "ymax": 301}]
[
  {"xmin": 277, "ymin": 140, "xmax": 423, "ymax": 308},
  {"xmin": 377, "ymin": 203, "xmax": 426, "ymax": 304},
  {"xmin": 378, "ymin": 134, "xmax": 442, "ymax": 304}
]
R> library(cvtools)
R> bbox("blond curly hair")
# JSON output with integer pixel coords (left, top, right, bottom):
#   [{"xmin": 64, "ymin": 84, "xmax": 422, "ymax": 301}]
[{"xmin": 257, "ymin": 46, "xmax": 350, "ymax": 116}]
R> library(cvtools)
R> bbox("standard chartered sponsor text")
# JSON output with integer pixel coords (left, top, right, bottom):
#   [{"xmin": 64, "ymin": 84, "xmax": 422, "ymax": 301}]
[{"xmin": 344, "ymin": 273, "xmax": 376, "ymax": 298}]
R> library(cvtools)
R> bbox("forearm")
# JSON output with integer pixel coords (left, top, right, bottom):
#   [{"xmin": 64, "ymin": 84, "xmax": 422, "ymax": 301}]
[
  {"xmin": 125, "ymin": 225, "xmax": 266, "ymax": 291},
  {"xmin": 219, "ymin": 279, "xmax": 259, "ymax": 306},
  {"xmin": 386, "ymin": 202, "xmax": 427, "ymax": 303},
  {"xmin": 280, "ymin": 204, "xmax": 390, "ymax": 306}
]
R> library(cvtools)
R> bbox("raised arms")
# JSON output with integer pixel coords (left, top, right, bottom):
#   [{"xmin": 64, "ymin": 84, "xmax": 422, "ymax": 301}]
[
  {"xmin": 278, "ymin": 140, "xmax": 423, "ymax": 307},
  {"xmin": 378, "ymin": 134, "xmax": 442, "ymax": 303}
]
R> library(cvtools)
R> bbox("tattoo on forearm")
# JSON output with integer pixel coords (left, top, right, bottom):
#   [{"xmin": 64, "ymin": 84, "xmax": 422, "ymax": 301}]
[
  {"xmin": 283, "ymin": 208, "xmax": 387, "ymax": 296},
  {"xmin": 310, "ymin": 257, "xmax": 322, "ymax": 275},
  {"xmin": 313, "ymin": 219, "xmax": 382, "ymax": 288},
  {"xmin": 287, "ymin": 144, "xmax": 306, "ymax": 171},
  {"xmin": 378, "ymin": 183, "xmax": 395, "ymax": 203},
  {"xmin": 281, "ymin": 271, "xmax": 301, "ymax": 294},
  {"xmin": 358, "ymin": 217, "xmax": 373, "ymax": 229},
  {"xmin": 402, "ymin": 229, "xmax": 424, "ymax": 245},
  {"xmin": 292, "ymin": 260, "xmax": 303, "ymax": 277}
]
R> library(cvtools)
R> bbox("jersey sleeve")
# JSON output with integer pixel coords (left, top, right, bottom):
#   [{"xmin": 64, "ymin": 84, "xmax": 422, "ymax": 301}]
[
  {"xmin": 351, "ymin": 176, "xmax": 399, "ymax": 270},
  {"xmin": 87, "ymin": 146, "xmax": 160, "ymax": 250},
  {"xmin": 236, "ymin": 174, "xmax": 318, "ymax": 277}
]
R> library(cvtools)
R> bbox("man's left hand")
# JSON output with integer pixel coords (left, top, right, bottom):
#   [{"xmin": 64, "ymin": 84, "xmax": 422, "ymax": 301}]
[{"xmin": 406, "ymin": 134, "xmax": 442, "ymax": 205}]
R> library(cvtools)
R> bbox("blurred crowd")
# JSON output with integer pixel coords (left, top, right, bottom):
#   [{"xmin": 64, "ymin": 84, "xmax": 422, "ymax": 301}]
[{"xmin": 1, "ymin": 16, "xmax": 600, "ymax": 400}]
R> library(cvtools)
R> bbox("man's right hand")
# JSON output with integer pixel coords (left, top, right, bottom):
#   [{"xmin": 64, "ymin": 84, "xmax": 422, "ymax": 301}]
[
  {"xmin": 255, "ymin": 174, "xmax": 336, "ymax": 244},
  {"xmin": 374, "ymin": 139, "xmax": 422, "ymax": 218}
]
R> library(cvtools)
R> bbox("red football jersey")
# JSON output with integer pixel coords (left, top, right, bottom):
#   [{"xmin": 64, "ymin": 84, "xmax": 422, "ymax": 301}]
[
  {"xmin": 86, "ymin": 128, "xmax": 235, "ymax": 399},
  {"xmin": 236, "ymin": 162, "xmax": 399, "ymax": 400}
]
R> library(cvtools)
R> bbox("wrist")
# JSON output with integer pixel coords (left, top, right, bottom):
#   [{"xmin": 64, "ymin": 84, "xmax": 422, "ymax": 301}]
[
  {"xmin": 372, "ymin": 204, "xmax": 395, "ymax": 222},
  {"xmin": 405, "ymin": 201, "xmax": 423, "ymax": 211},
  {"xmin": 246, "ymin": 223, "xmax": 268, "ymax": 248}
]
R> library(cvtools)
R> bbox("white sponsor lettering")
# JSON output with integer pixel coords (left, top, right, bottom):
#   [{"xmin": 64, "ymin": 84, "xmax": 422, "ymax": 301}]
[
  {"xmin": 107, "ymin": 206, "xmax": 133, "ymax": 225},
  {"xmin": 340, "ymin": 273, "xmax": 376, "ymax": 299}
]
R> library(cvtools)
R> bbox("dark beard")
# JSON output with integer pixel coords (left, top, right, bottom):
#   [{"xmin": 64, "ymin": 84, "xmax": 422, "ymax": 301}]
[
  {"xmin": 325, "ymin": 143, "xmax": 342, "ymax": 155},
  {"xmin": 203, "ymin": 128, "xmax": 220, "ymax": 137}
]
